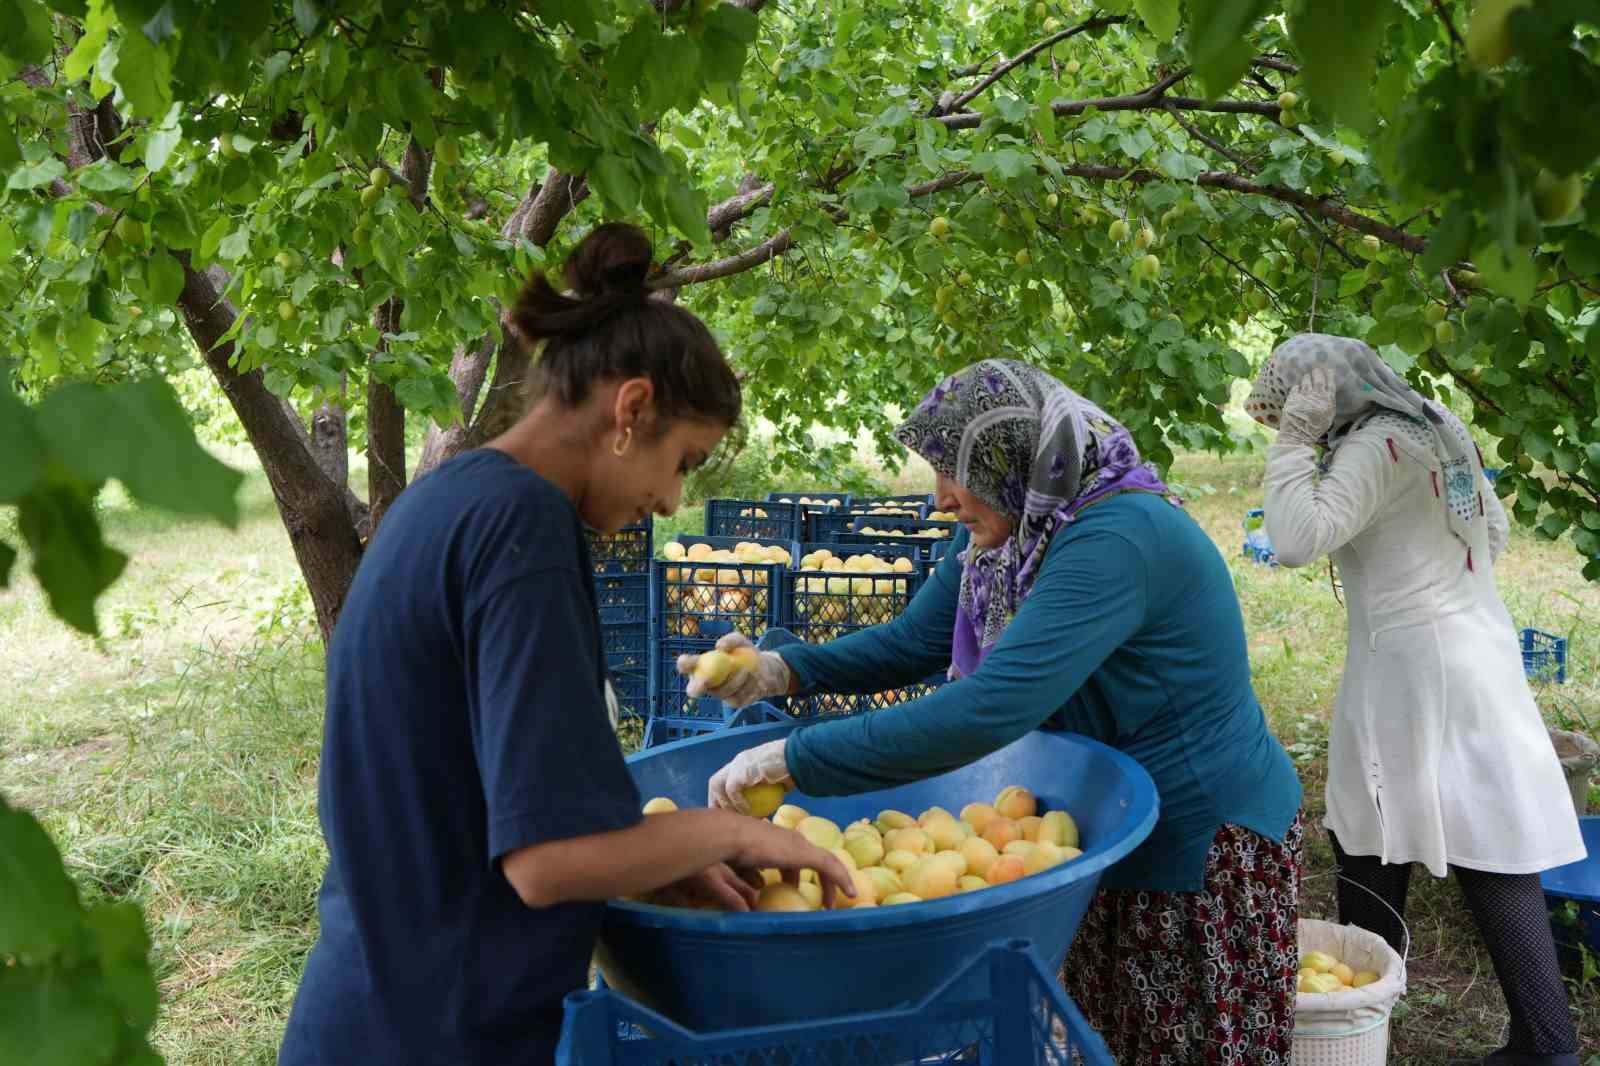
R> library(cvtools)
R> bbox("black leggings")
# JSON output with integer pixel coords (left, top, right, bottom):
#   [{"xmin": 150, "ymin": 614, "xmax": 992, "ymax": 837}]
[{"xmin": 1328, "ymin": 831, "xmax": 1578, "ymax": 1056}]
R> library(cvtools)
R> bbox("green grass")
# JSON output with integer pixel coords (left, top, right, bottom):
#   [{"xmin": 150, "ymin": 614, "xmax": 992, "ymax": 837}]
[{"xmin": 2, "ymin": 445, "xmax": 1597, "ymax": 1064}]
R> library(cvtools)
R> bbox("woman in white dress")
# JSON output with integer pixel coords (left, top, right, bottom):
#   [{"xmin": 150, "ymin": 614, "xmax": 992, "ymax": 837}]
[{"xmin": 1248, "ymin": 333, "xmax": 1585, "ymax": 1066}]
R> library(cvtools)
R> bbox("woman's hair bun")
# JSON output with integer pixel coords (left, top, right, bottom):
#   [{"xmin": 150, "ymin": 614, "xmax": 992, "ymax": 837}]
[
  {"xmin": 565, "ymin": 221, "xmax": 653, "ymax": 297},
  {"xmin": 512, "ymin": 221, "xmax": 655, "ymax": 342}
]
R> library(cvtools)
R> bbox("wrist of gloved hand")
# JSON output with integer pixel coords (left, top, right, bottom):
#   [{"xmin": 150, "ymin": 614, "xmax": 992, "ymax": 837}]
[
  {"xmin": 678, "ymin": 633, "xmax": 792, "ymax": 708},
  {"xmin": 708, "ymin": 738, "xmax": 793, "ymax": 813}
]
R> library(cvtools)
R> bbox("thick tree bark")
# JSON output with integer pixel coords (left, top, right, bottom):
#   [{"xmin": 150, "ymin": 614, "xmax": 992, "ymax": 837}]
[
  {"xmin": 368, "ymin": 300, "xmax": 408, "ymax": 531},
  {"xmin": 174, "ymin": 255, "xmax": 364, "ymax": 642},
  {"xmin": 310, "ymin": 396, "xmax": 349, "ymax": 491}
]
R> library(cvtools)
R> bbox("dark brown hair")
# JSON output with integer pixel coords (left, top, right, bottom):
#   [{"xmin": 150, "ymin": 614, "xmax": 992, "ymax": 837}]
[{"xmin": 513, "ymin": 221, "xmax": 741, "ymax": 433}]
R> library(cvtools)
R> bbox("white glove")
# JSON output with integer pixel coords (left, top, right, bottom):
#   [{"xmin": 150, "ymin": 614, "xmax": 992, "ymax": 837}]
[
  {"xmin": 676, "ymin": 632, "xmax": 791, "ymax": 709},
  {"xmin": 1279, "ymin": 367, "xmax": 1336, "ymax": 447},
  {"xmin": 707, "ymin": 738, "xmax": 793, "ymax": 813}
]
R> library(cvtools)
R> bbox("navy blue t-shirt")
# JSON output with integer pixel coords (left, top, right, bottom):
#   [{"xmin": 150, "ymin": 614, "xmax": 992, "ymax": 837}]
[{"xmin": 279, "ymin": 449, "xmax": 642, "ymax": 1066}]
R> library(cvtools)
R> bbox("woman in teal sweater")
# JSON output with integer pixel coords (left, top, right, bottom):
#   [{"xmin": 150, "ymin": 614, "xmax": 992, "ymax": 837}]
[{"xmin": 684, "ymin": 360, "xmax": 1304, "ymax": 1064}]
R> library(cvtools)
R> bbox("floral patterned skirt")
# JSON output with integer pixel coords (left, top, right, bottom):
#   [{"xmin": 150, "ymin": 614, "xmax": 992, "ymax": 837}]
[{"xmin": 1063, "ymin": 814, "xmax": 1305, "ymax": 1065}]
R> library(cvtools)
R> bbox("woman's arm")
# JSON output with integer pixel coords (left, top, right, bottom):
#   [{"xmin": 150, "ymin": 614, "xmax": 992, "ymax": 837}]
[
  {"xmin": 1262, "ymin": 429, "xmax": 1400, "ymax": 567},
  {"xmin": 501, "ymin": 809, "xmax": 852, "ymax": 908},
  {"xmin": 784, "ymin": 524, "xmax": 1148, "ymax": 795},
  {"xmin": 777, "ymin": 535, "xmax": 964, "ymax": 695}
]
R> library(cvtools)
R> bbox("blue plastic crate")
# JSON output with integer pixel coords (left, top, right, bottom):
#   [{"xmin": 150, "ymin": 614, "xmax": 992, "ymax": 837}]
[
  {"xmin": 782, "ymin": 545, "xmax": 925, "ymax": 644},
  {"xmin": 1522, "ymin": 627, "xmax": 1568, "ymax": 684},
  {"xmin": 594, "ymin": 573, "xmax": 649, "ymax": 626},
  {"xmin": 1483, "ymin": 467, "xmax": 1503, "ymax": 482},
  {"xmin": 558, "ymin": 939, "xmax": 1115, "ymax": 1065},
  {"xmin": 642, "ymin": 701, "xmax": 792, "ymax": 748},
  {"xmin": 608, "ymin": 664, "xmax": 649, "ymax": 721},
  {"xmin": 756, "ymin": 627, "xmax": 947, "ymax": 718},
  {"xmin": 831, "ymin": 531, "xmax": 947, "ymax": 563},
  {"xmin": 664, "ymin": 534, "xmax": 801, "ymax": 566},
  {"xmin": 766, "ymin": 490, "xmax": 853, "ymax": 508},
  {"xmin": 585, "ymin": 519, "xmax": 652, "ymax": 576},
  {"xmin": 651, "ymin": 558, "xmax": 783, "ymax": 642},
  {"xmin": 852, "ymin": 492, "xmax": 935, "ymax": 509},
  {"xmin": 849, "ymin": 514, "xmax": 958, "ymax": 550},
  {"xmin": 1241, "ymin": 508, "xmax": 1279, "ymax": 567},
  {"xmin": 601, "ymin": 620, "xmax": 648, "ymax": 673},
  {"xmin": 704, "ymin": 498, "xmax": 803, "ymax": 542},
  {"xmin": 806, "ymin": 505, "xmax": 926, "ymax": 543}
]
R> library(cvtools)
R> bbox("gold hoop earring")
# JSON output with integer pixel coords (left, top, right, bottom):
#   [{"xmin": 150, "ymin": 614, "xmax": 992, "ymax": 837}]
[{"xmin": 612, "ymin": 427, "xmax": 633, "ymax": 457}]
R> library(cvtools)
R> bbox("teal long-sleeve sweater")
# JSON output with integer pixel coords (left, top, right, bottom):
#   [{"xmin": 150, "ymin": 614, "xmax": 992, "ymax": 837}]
[{"xmin": 781, "ymin": 492, "xmax": 1302, "ymax": 892}]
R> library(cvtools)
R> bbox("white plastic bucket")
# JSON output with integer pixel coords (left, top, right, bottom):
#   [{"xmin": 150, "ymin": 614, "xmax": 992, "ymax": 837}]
[{"xmin": 1290, "ymin": 917, "xmax": 1407, "ymax": 1066}]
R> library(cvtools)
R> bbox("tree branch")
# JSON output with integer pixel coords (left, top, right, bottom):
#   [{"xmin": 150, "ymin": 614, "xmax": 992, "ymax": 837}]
[
  {"xmin": 1164, "ymin": 102, "xmax": 1254, "ymax": 172},
  {"xmin": 1430, "ymin": 0, "xmax": 1467, "ymax": 51},
  {"xmin": 173, "ymin": 253, "xmax": 364, "ymax": 640},
  {"xmin": 943, "ymin": 16, "xmax": 1130, "ymax": 115},
  {"xmin": 938, "ymin": 87, "xmax": 1277, "ymax": 130}
]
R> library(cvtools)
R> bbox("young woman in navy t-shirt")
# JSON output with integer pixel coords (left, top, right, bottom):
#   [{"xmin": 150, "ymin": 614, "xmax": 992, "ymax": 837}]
[{"xmin": 279, "ymin": 223, "xmax": 850, "ymax": 1066}]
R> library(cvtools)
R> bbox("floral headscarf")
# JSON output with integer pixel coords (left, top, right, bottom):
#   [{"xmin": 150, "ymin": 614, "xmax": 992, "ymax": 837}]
[
  {"xmin": 1246, "ymin": 333, "xmax": 1488, "ymax": 559},
  {"xmin": 895, "ymin": 360, "xmax": 1177, "ymax": 678}
]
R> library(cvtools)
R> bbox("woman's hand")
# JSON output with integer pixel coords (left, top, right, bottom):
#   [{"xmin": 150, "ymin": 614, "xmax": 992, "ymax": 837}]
[
  {"xmin": 676, "ymin": 632, "xmax": 793, "ymax": 708},
  {"xmin": 730, "ymin": 816, "xmax": 855, "ymax": 908},
  {"xmin": 654, "ymin": 862, "xmax": 760, "ymax": 912},
  {"xmin": 1278, "ymin": 367, "xmax": 1336, "ymax": 447},
  {"xmin": 707, "ymin": 738, "xmax": 793, "ymax": 814}
]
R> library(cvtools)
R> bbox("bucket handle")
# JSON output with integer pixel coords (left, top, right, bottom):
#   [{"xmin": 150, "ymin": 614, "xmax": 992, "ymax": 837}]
[{"xmin": 1302, "ymin": 870, "xmax": 1411, "ymax": 983}]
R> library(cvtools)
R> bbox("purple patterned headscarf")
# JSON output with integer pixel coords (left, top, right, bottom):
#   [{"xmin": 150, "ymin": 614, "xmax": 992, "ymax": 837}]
[{"xmin": 895, "ymin": 360, "xmax": 1178, "ymax": 678}]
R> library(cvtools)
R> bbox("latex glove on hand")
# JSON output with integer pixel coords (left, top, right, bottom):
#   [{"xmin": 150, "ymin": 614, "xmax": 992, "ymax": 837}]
[
  {"xmin": 1278, "ymin": 367, "xmax": 1336, "ymax": 448},
  {"xmin": 707, "ymin": 738, "xmax": 793, "ymax": 814},
  {"xmin": 676, "ymin": 632, "xmax": 791, "ymax": 709}
]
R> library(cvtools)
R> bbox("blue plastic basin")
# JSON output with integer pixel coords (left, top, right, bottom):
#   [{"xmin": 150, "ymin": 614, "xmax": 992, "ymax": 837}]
[
  {"xmin": 1541, "ymin": 815, "xmax": 1600, "ymax": 974},
  {"xmin": 597, "ymin": 721, "xmax": 1159, "ymax": 1031}
]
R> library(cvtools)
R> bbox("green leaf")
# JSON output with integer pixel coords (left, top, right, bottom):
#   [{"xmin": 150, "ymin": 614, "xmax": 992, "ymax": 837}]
[
  {"xmin": 62, "ymin": 2, "xmax": 108, "ymax": 81},
  {"xmin": 0, "ymin": 964, "xmax": 122, "ymax": 1066},
  {"xmin": 0, "ymin": 0, "xmax": 54, "ymax": 73},
  {"xmin": 1135, "ymin": 0, "xmax": 1181, "ymax": 39},
  {"xmin": 292, "ymin": 0, "xmax": 319, "ymax": 36},
  {"xmin": 36, "ymin": 380, "xmax": 243, "ymax": 526},
  {"xmin": 14, "ymin": 480, "xmax": 127, "ymax": 635},
  {"xmin": 1474, "ymin": 241, "xmax": 1537, "ymax": 308},
  {"xmin": 1157, "ymin": 149, "xmax": 1206, "ymax": 181},
  {"xmin": 1420, "ymin": 201, "xmax": 1475, "ymax": 276},
  {"xmin": 198, "ymin": 215, "xmax": 230, "ymax": 261},
  {"xmin": 217, "ymin": 226, "xmax": 250, "ymax": 261},
  {"xmin": 74, "ymin": 157, "xmax": 136, "ymax": 193},
  {"xmin": 1118, "ymin": 128, "xmax": 1156, "ymax": 160},
  {"xmin": 664, "ymin": 178, "xmax": 711, "ymax": 246},
  {"xmin": 6, "ymin": 156, "xmax": 65, "ymax": 190},
  {"xmin": 1288, "ymin": 0, "xmax": 1391, "ymax": 130},
  {"xmin": 1563, "ymin": 231, "xmax": 1600, "ymax": 278},
  {"xmin": 111, "ymin": 22, "xmax": 173, "ymax": 120},
  {"xmin": 87, "ymin": 277, "xmax": 117, "ymax": 324},
  {"xmin": 143, "ymin": 102, "xmax": 182, "ymax": 172},
  {"xmin": 590, "ymin": 153, "xmax": 641, "ymax": 214},
  {"xmin": 0, "ymin": 797, "xmax": 83, "ymax": 957},
  {"xmin": 700, "ymin": 5, "xmax": 758, "ymax": 84},
  {"xmin": 85, "ymin": 903, "xmax": 158, "ymax": 1029},
  {"xmin": 1186, "ymin": 0, "xmax": 1270, "ymax": 96},
  {"xmin": 144, "ymin": 250, "xmax": 183, "ymax": 306}
]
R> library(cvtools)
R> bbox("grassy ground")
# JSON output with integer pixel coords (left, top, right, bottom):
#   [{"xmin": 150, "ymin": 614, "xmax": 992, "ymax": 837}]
[{"xmin": 2, "ymin": 445, "xmax": 1597, "ymax": 1063}]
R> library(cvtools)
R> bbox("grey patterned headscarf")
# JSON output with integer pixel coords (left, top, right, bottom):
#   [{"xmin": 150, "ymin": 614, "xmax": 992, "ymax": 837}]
[
  {"xmin": 1247, "ymin": 333, "xmax": 1488, "ymax": 559},
  {"xmin": 895, "ymin": 360, "xmax": 1176, "ymax": 678}
]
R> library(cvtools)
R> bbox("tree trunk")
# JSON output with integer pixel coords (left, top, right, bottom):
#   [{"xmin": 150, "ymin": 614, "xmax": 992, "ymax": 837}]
[
  {"xmin": 175, "ymin": 254, "xmax": 364, "ymax": 642},
  {"xmin": 368, "ymin": 300, "xmax": 408, "ymax": 533},
  {"xmin": 310, "ymin": 393, "xmax": 349, "ymax": 492}
]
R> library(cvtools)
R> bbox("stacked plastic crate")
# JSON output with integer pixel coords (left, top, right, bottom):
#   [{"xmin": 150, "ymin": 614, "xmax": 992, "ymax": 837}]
[
  {"xmin": 585, "ymin": 520, "xmax": 652, "ymax": 721},
  {"xmin": 647, "ymin": 536, "xmax": 790, "ymax": 734}
]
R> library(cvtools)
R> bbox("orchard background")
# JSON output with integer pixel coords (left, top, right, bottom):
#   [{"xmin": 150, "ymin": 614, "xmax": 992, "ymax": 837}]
[{"xmin": 2, "ymin": 0, "xmax": 1598, "ymax": 1062}]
